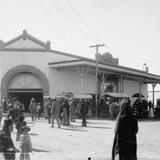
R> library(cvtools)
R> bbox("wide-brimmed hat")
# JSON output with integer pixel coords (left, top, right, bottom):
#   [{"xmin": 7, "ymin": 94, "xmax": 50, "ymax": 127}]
[
  {"xmin": 18, "ymin": 115, "xmax": 25, "ymax": 122},
  {"xmin": 31, "ymin": 98, "xmax": 35, "ymax": 101},
  {"xmin": 3, "ymin": 119, "xmax": 13, "ymax": 128},
  {"xmin": 21, "ymin": 126, "xmax": 31, "ymax": 133}
]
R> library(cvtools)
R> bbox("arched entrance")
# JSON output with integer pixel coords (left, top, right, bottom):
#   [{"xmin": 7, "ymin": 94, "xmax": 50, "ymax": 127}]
[{"xmin": 1, "ymin": 65, "xmax": 49, "ymax": 112}]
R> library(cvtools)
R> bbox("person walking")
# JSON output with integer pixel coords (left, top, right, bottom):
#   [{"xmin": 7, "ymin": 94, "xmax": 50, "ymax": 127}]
[
  {"xmin": 61, "ymin": 107, "xmax": 68, "ymax": 126},
  {"xmin": 16, "ymin": 115, "xmax": 26, "ymax": 141},
  {"xmin": 19, "ymin": 126, "xmax": 32, "ymax": 160},
  {"xmin": 60, "ymin": 99, "xmax": 70, "ymax": 125},
  {"xmin": 45, "ymin": 98, "xmax": 52, "ymax": 124},
  {"xmin": 112, "ymin": 101, "xmax": 138, "ymax": 160},
  {"xmin": 7, "ymin": 101, "xmax": 22, "ymax": 132},
  {"xmin": 29, "ymin": 98, "xmax": 37, "ymax": 121},
  {"xmin": 37, "ymin": 103, "xmax": 41, "ymax": 120},
  {"xmin": 80, "ymin": 99, "xmax": 88, "ymax": 127},
  {"xmin": 69, "ymin": 99, "xmax": 76, "ymax": 122},
  {"xmin": 51, "ymin": 98, "xmax": 61, "ymax": 128}
]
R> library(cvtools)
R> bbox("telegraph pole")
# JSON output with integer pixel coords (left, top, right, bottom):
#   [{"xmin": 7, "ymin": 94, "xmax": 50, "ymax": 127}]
[{"xmin": 90, "ymin": 44, "xmax": 105, "ymax": 117}]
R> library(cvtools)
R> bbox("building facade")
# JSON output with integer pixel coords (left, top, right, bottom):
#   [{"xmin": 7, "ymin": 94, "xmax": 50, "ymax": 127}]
[{"xmin": 0, "ymin": 30, "xmax": 160, "ymax": 111}]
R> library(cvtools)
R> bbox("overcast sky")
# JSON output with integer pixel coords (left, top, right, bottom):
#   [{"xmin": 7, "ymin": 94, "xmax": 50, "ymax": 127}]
[{"xmin": 0, "ymin": 0, "xmax": 160, "ymax": 76}]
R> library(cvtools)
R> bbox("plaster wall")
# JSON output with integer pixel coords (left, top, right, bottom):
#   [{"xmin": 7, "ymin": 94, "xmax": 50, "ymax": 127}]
[
  {"xmin": 0, "ymin": 50, "xmax": 77, "ymax": 102},
  {"xmin": 123, "ymin": 79, "xmax": 148, "ymax": 103},
  {"xmin": 49, "ymin": 68, "xmax": 96, "ymax": 96}
]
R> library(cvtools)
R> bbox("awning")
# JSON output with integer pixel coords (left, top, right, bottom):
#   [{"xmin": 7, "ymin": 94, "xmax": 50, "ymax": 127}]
[
  {"xmin": 132, "ymin": 93, "xmax": 145, "ymax": 98},
  {"xmin": 74, "ymin": 94, "xmax": 92, "ymax": 99},
  {"xmin": 101, "ymin": 92, "xmax": 129, "ymax": 98}
]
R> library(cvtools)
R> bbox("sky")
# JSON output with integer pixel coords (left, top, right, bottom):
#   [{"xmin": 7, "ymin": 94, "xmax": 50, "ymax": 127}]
[{"xmin": 0, "ymin": 0, "xmax": 160, "ymax": 77}]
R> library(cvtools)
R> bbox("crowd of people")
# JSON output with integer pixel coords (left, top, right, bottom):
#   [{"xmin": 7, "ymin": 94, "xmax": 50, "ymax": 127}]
[
  {"xmin": 0, "ymin": 96, "xmax": 91, "ymax": 159},
  {"xmin": 98, "ymin": 96, "xmax": 156, "ymax": 120},
  {"xmin": 44, "ymin": 97, "xmax": 89, "ymax": 127},
  {"xmin": 0, "ymin": 95, "xmax": 159, "ymax": 160},
  {"xmin": 0, "ymin": 98, "xmax": 32, "ymax": 160}
]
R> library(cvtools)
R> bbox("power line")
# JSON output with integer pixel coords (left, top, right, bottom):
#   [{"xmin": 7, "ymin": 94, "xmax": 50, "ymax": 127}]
[
  {"xmin": 50, "ymin": 0, "xmax": 97, "ymax": 43},
  {"xmin": 108, "ymin": 45, "xmax": 160, "ymax": 67},
  {"xmin": 65, "ymin": 0, "xmax": 103, "ymax": 43},
  {"xmin": 65, "ymin": 0, "xmax": 160, "ymax": 69},
  {"xmin": 39, "ymin": 0, "xmax": 75, "ymax": 53},
  {"xmin": 41, "ymin": 0, "xmax": 160, "ymax": 72}
]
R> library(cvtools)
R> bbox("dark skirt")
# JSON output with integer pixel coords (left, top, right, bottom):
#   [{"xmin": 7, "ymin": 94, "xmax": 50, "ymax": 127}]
[
  {"xmin": 112, "ymin": 134, "xmax": 137, "ymax": 160},
  {"xmin": 4, "ymin": 151, "xmax": 15, "ymax": 160}
]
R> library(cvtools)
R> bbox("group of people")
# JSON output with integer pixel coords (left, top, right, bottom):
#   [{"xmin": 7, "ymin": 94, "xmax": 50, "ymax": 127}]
[
  {"xmin": 0, "ymin": 99, "xmax": 32, "ymax": 160},
  {"xmin": 0, "ymin": 96, "xmax": 140, "ymax": 160},
  {"xmin": 44, "ymin": 97, "xmax": 89, "ymax": 127},
  {"xmin": 29, "ymin": 98, "xmax": 41, "ymax": 122},
  {"xmin": 98, "ymin": 96, "xmax": 156, "ymax": 120}
]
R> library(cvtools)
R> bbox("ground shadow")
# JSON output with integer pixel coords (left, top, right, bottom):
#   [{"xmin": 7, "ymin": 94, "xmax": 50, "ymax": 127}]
[
  {"xmin": 32, "ymin": 148, "xmax": 51, "ymax": 153},
  {"xmin": 138, "ymin": 119, "xmax": 160, "ymax": 123},
  {"xmin": 68, "ymin": 124, "xmax": 82, "ymax": 128},
  {"xmin": 87, "ymin": 121, "xmax": 109, "ymax": 125},
  {"xmin": 29, "ymin": 133, "xmax": 39, "ymax": 136},
  {"xmin": 87, "ymin": 126, "xmax": 112, "ymax": 129},
  {"xmin": 62, "ymin": 127, "xmax": 88, "ymax": 132}
]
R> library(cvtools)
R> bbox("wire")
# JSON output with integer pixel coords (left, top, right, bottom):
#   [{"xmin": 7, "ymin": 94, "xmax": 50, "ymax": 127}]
[
  {"xmin": 108, "ymin": 45, "xmax": 160, "ymax": 66},
  {"xmin": 65, "ymin": 0, "xmax": 103, "ymax": 43},
  {"xmin": 65, "ymin": 0, "xmax": 160, "ymax": 70},
  {"xmin": 41, "ymin": 0, "xmax": 160, "ymax": 72},
  {"xmin": 50, "ymin": 0, "xmax": 98, "ymax": 43},
  {"xmin": 39, "ymin": 0, "xmax": 76, "ymax": 53}
]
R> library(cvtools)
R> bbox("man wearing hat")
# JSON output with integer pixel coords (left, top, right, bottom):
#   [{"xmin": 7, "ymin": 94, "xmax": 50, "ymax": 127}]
[
  {"xmin": 29, "ymin": 98, "xmax": 37, "ymax": 121},
  {"xmin": 51, "ymin": 97, "xmax": 61, "ymax": 128}
]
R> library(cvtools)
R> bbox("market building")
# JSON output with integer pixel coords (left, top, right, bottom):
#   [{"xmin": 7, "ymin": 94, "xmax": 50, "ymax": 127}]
[{"xmin": 0, "ymin": 30, "xmax": 160, "ymax": 111}]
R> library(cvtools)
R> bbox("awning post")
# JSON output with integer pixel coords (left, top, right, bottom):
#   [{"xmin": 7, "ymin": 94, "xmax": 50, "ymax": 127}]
[{"xmin": 152, "ymin": 83, "xmax": 157, "ymax": 107}]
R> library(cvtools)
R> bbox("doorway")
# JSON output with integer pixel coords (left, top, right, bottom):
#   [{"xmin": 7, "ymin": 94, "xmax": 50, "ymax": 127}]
[{"xmin": 8, "ymin": 89, "xmax": 43, "ymax": 112}]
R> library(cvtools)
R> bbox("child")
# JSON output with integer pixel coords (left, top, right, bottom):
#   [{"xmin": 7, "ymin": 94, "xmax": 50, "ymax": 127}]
[
  {"xmin": 16, "ymin": 115, "xmax": 26, "ymax": 141},
  {"xmin": 61, "ymin": 108, "xmax": 68, "ymax": 126},
  {"xmin": 19, "ymin": 126, "xmax": 32, "ymax": 160}
]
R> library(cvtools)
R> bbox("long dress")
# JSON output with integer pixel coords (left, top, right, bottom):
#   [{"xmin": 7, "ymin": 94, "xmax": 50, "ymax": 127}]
[{"xmin": 112, "ymin": 102, "xmax": 138, "ymax": 160}]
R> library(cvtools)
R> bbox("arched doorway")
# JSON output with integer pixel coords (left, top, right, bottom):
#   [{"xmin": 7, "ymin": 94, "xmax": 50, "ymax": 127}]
[{"xmin": 1, "ymin": 65, "xmax": 49, "ymax": 112}]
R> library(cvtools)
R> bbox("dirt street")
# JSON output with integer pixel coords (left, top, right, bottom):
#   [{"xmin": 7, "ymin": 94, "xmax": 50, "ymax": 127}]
[{"xmin": 1, "ymin": 116, "xmax": 160, "ymax": 160}]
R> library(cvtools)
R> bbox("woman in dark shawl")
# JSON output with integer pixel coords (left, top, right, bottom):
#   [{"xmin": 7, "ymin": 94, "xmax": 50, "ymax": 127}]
[
  {"xmin": 0, "ymin": 119, "xmax": 17, "ymax": 160},
  {"xmin": 112, "ymin": 101, "xmax": 138, "ymax": 160}
]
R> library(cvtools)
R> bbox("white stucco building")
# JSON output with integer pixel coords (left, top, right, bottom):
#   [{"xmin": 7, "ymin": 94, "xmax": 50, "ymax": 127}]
[{"xmin": 0, "ymin": 30, "xmax": 160, "ymax": 111}]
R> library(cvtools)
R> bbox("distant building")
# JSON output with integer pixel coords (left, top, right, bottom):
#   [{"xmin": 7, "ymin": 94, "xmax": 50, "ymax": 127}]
[{"xmin": 0, "ymin": 30, "xmax": 160, "ymax": 111}]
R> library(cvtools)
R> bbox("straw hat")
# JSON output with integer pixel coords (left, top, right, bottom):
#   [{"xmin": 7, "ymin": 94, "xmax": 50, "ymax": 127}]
[
  {"xmin": 31, "ymin": 98, "xmax": 35, "ymax": 102},
  {"xmin": 3, "ymin": 119, "xmax": 12, "ymax": 128},
  {"xmin": 21, "ymin": 126, "xmax": 31, "ymax": 133}
]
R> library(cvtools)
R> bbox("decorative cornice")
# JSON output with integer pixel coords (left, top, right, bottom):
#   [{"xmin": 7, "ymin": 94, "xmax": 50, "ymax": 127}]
[{"xmin": 0, "ymin": 30, "xmax": 50, "ymax": 49}]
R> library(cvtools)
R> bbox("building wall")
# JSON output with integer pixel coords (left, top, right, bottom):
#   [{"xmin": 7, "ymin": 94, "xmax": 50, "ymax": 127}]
[
  {"xmin": 0, "ymin": 50, "xmax": 77, "ymax": 101},
  {"xmin": 123, "ymin": 79, "xmax": 148, "ymax": 103},
  {"xmin": 0, "ymin": 51, "xmax": 77, "ymax": 79},
  {"xmin": 49, "ymin": 68, "xmax": 96, "ymax": 96}
]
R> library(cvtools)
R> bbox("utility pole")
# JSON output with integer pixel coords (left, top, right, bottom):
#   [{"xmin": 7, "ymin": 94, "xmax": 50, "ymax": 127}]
[{"xmin": 90, "ymin": 44, "xmax": 105, "ymax": 117}]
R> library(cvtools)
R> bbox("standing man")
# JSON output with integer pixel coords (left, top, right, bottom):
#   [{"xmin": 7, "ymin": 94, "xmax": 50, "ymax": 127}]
[
  {"xmin": 51, "ymin": 98, "xmax": 61, "ymax": 128},
  {"xmin": 69, "ymin": 99, "xmax": 76, "ymax": 122},
  {"xmin": 29, "ymin": 98, "xmax": 37, "ymax": 121},
  {"xmin": 80, "ymin": 99, "xmax": 88, "ymax": 127},
  {"xmin": 45, "ymin": 97, "xmax": 52, "ymax": 124}
]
